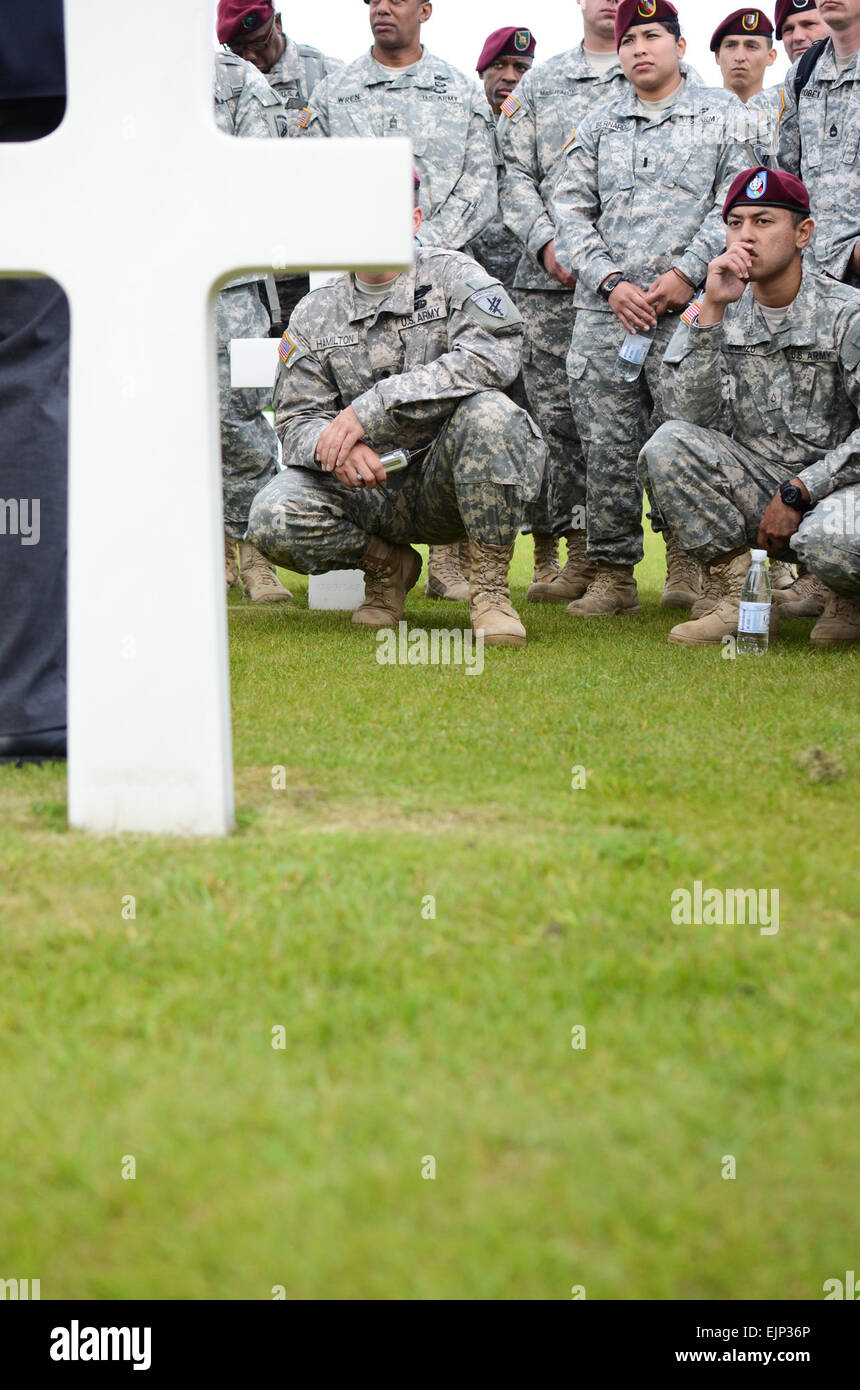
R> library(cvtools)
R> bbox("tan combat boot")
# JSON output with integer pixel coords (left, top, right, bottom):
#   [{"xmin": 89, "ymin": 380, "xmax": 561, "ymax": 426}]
[
  {"xmin": 773, "ymin": 570, "xmax": 827, "ymax": 618},
  {"xmin": 770, "ymin": 559, "xmax": 796, "ymax": 592},
  {"xmin": 809, "ymin": 590, "xmax": 860, "ymax": 645},
  {"xmin": 238, "ymin": 541, "xmax": 293, "ymax": 602},
  {"xmin": 690, "ymin": 559, "xmax": 724, "ymax": 619},
  {"xmin": 468, "ymin": 539, "xmax": 526, "ymax": 647},
  {"xmin": 225, "ymin": 531, "xmax": 240, "ymax": 590},
  {"xmin": 527, "ymin": 529, "xmax": 597, "ymax": 602},
  {"xmin": 425, "ymin": 543, "xmax": 470, "ymax": 601},
  {"xmin": 352, "ymin": 536, "xmax": 422, "ymax": 628},
  {"xmin": 530, "ymin": 533, "xmax": 560, "ymax": 586},
  {"xmin": 566, "ymin": 562, "xmax": 640, "ymax": 617},
  {"xmin": 668, "ymin": 551, "xmax": 765, "ymax": 645},
  {"xmin": 661, "ymin": 530, "xmax": 705, "ymax": 609}
]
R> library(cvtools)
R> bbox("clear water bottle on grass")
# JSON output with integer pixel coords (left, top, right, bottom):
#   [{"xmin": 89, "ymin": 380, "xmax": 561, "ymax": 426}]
[
  {"xmin": 614, "ymin": 324, "xmax": 657, "ymax": 382},
  {"xmin": 737, "ymin": 549, "xmax": 772, "ymax": 655}
]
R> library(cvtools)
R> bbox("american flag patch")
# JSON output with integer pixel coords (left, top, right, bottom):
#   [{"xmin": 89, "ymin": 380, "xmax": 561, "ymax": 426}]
[
  {"xmin": 682, "ymin": 299, "xmax": 702, "ymax": 326},
  {"xmin": 500, "ymin": 94, "xmax": 520, "ymax": 118},
  {"xmin": 278, "ymin": 331, "xmax": 297, "ymax": 364},
  {"xmin": 298, "ymin": 107, "xmax": 312, "ymax": 129}
]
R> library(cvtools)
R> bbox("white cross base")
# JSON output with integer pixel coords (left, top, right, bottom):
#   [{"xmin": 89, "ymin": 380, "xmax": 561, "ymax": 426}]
[
  {"xmin": 228, "ymin": 335, "xmax": 365, "ymax": 610},
  {"xmin": 0, "ymin": 0, "xmax": 412, "ymax": 834}
]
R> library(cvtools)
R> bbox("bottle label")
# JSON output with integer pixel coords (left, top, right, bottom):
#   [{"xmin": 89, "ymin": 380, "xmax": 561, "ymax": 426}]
[
  {"xmin": 738, "ymin": 601, "xmax": 771, "ymax": 635},
  {"xmin": 619, "ymin": 336, "xmax": 652, "ymax": 365}
]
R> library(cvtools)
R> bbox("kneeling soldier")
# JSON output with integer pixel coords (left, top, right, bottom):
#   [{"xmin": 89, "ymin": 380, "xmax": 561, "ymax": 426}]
[
  {"xmin": 246, "ymin": 182, "xmax": 546, "ymax": 647},
  {"xmin": 641, "ymin": 168, "xmax": 860, "ymax": 647}
]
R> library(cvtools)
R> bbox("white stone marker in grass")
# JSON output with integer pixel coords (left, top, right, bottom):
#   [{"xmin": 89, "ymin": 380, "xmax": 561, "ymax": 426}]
[{"xmin": 0, "ymin": 0, "xmax": 412, "ymax": 834}]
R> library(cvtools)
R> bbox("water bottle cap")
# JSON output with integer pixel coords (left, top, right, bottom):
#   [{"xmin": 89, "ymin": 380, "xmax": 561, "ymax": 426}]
[{"xmin": 751, "ymin": 549, "xmax": 767, "ymax": 563}]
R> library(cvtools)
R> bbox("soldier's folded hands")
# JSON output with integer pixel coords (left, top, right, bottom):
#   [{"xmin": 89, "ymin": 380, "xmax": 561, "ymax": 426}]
[{"xmin": 316, "ymin": 404, "xmax": 367, "ymax": 471}]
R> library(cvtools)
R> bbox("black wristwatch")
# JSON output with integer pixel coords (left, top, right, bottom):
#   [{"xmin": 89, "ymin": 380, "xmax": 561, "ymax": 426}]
[
  {"xmin": 599, "ymin": 272, "xmax": 624, "ymax": 302},
  {"xmin": 779, "ymin": 480, "xmax": 811, "ymax": 515}
]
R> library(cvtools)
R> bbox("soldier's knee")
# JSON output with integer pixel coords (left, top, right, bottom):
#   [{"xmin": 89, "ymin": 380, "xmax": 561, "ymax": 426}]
[
  {"xmin": 640, "ymin": 421, "xmax": 680, "ymax": 482},
  {"xmin": 793, "ymin": 498, "xmax": 860, "ymax": 596},
  {"xmin": 452, "ymin": 390, "xmax": 522, "ymax": 431}
]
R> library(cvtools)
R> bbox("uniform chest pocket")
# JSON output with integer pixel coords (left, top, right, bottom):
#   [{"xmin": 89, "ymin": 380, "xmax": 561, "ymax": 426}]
[
  {"xmin": 667, "ymin": 134, "xmax": 714, "ymax": 196},
  {"xmin": 597, "ymin": 130, "xmax": 634, "ymax": 199},
  {"xmin": 734, "ymin": 362, "xmax": 784, "ymax": 435},
  {"xmin": 787, "ymin": 361, "xmax": 841, "ymax": 443},
  {"xmin": 840, "ymin": 110, "xmax": 860, "ymax": 164},
  {"xmin": 326, "ymin": 347, "xmax": 373, "ymax": 404},
  {"xmin": 799, "ymin": 96, "xmax": 822, "ymax": 168},
  {"xmin": 409, "ymin": 99, "xmax": 470, "ymax": 185},
  {"xmin": 398, "ymin": 323, "xmax": 445, "ymax": 370}
]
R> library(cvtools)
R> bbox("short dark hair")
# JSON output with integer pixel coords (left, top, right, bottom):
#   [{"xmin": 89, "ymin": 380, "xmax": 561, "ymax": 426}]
[{"xmin": 659, "ymin": 19, "xmax": 682, "ymax": 39}]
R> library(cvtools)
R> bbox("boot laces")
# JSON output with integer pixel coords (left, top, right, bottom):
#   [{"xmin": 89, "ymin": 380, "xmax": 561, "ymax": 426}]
[
  {"xmin": 432, "ymin": 545, "xmax": 466, "ymax": 586},
  {"xmin": 471, "ymin": 547, "xmax": 512, "ymax": 608},
  {"xmin": 790, "ymin": 573, "xmax": 824, "ymax": 600},
  {"xmin": 665, "ymin": 535, "xmax": 701, "ymax": 587},
  {"xmin": 587, "ymin": 567, "xmax": 626, "ymax": 597}
]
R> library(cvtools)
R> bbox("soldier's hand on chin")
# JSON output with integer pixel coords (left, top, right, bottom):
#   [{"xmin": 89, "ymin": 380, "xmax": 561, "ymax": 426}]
[
  {"xmin": 317, "ymin": 405, "xmax": 367, "ymax": 471},
  {"xmin": 334, "ymin": 443, "xmax": 387, "ymax": 490},
  {"xmin": 704, "ymin": 245, "xmax": 754, "ymax": 306}
]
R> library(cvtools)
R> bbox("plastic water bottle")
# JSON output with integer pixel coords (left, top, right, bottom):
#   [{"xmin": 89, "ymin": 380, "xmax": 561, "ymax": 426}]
[
  {"xmin": 614, "ymin": 324, "xmax": 657, "ymax": 382},
  {"xmin": 737, "ymin": 549, "xmax": 772, "ymax": 655}
]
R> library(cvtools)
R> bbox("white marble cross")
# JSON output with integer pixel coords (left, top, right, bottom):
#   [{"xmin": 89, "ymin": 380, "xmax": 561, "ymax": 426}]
[{"xmin": 0, "ymin": 0, "xmax": 412, "ymax": 834}]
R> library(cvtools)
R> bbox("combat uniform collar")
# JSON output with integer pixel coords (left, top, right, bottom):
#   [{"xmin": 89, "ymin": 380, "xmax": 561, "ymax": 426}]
[
  {"xmin": 811, "ymin": 37, "xmax": 859, "ymax": 83},
  {"xmin": 268, "ymin": 35, "xmax": 304, "ymax": 83},
  {"xmin": 346, "ymin": 266, "xmax": 418, "ymax": 322},
  {"xmin": 612, "ymin": 65, "xmax": 704, "ymax": 120},
  {"xmin": 725, "ymin": 266, "xmax": 823, "ymax": 348},
  {"xmin": 359, "ymin": 46, "xmax": 445, "ymax": 89},
  {"xmin": 566, "ymin": 42, "xmax": 624, "ymax": 81}
]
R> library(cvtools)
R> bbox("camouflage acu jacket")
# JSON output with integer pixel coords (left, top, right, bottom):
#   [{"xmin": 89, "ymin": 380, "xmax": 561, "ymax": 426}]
[
  {"xmin": 274, "ymin": 247, "xmax": 524, "ymax": 466},
  {"xmin": 552, "ymin": 78, "xmax": 750, "ymax": 313},
  {"xmin": 297, "ymin": 47, "xmax": 500, "ymax": 250},
  {"xmin": 662, "ymin": 268, "xmax": 860, "ymax": 504},
  {"xmin": 498, "ymin": 43, "xmax": 629, "ymax": 293},
  {"xmin": 778, "ymin": 40, "xmax": 860, "ymax": 285},
  {"xmin": 263, "ymin": 34, "xmax": 342, "ymax": 136},
  {"xmin": 214, "ymin": 51, "xmax": 287, "ymax": 139}
]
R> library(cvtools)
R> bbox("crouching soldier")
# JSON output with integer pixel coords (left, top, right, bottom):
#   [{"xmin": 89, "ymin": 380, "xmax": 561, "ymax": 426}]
[
  {"xmin": 641, "ymin": 168, "xmax": 860, "ymax": 646},
  {"xmin": 246, "ymin": 181, "xmax": 546, "ymax": 647}
]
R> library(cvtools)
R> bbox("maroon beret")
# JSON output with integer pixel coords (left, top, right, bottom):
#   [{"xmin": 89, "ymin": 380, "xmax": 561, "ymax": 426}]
[
  {"xmin": 711, "ymin": 9, "xmax": 775, "ymax": 50},
  {"xmin": 216, "ymin": 1, "xmax": 274, "ymax": 45},
  {"xmin": 775, "ymin": 0, "xmax": 820, "ymax": 39},
  {"xmin": 476, "ymin": 27, "xmax": 536, "ymax": 73},
  {"xmin": 722, "ymin": 166, "xmax": 811, "ymax": 219},
  {"xmin": 615, "ymin": 0, "xmax": 679, "ymax": 50}
]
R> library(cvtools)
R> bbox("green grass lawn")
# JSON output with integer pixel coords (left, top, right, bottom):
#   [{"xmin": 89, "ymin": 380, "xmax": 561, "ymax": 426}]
[{"xmin": 1, "ymin": 532, "xmax": 856, "ymax": 1301}]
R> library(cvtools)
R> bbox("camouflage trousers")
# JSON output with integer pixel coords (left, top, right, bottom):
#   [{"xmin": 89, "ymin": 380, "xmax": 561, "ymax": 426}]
[
  {"xmin": 641, "ymin": 421, "xmax": 860, "ymax": 597},
  {"xmin": 246, "ymin": 391, "xmax": 546, "ymax": 572},
  {"xmin": 519, "ymin": 289, "xmax": 583, "ymax": 536},
  {"xmin": 568, "ymin": 310, "xmax": 678, "ymax": 567},
  {"xmin": 215, "ymin": 284, "xmax": 279, "ymax": 538}
]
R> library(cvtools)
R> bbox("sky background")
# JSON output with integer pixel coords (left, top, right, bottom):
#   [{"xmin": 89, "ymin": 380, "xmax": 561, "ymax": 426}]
[{"xmin": 258, "ymin": 1, "xmax": 792, "ymax": 87}]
